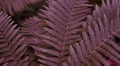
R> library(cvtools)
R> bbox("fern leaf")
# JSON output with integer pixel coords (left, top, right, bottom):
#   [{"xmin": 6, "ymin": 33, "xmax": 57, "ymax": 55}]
[
  {"xmin": 20, "ymin": 16, "xmax": 46, "ymax": 45},
  {"xmin": 33, "ymin": 0, "xmax": 92, "ymax": 65},
  {"xmin": 0, "ymin": 11, "xmax": 28, "ymax": 66},
  {"xmin": 20, "ymin": 16, "xmax": 47, "ymax": 66},
  {"xmin": 63, "ymin": 0, "xmax": 120, "ymax": 66}
]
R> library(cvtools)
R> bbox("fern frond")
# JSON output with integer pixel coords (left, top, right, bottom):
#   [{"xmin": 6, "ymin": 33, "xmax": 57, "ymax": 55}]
[
  {"xmin": 20, "ymin": 16, "xmax": 46, "ymax": 45},
  {"xmin": 63, "ymin": 0, "xmax": 120, "ymax": 66},
  {"xmin": 0, "ymin": 0, "xmax": 43, "ymax": 15},
  {"xmin": 33, "ymin": 0, "xmax": 92, "ymax": 65},
  {"xmin": 0, "ymin": 11, "xmax": 28, "ymax": 66},
  {"xmin": 20, "ymin": 16, "xmax": 47, "ymax": 66}
]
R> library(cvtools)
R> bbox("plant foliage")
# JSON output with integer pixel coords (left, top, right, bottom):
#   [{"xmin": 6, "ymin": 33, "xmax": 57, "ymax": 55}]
[
  {"xmin": 0, "ymin": 0, "xmax": 120, "ymax": 66},
  {"xmin": 0, "ymin": 0, "xmax": 43, "ymax": 15},
  {"xmin": 63, "ymin": 0, "xmax": 120, "ymax": 66},
  {"xmin": 0, "ymin": 11, "xmax": 28, "ymax": 66},
  {"xmin": 32, "ymin": 0, "xmax": 92, "ymax": 65}
]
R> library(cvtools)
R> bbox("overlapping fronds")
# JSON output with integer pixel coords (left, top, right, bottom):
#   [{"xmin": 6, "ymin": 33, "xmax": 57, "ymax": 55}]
[
  {"xmin": 1, "ymin": 0, "xmax": 120, "ymax": 66},
  {"xmin": 63, "ymin": 0, "xmax": 120, "ymax": 66},
  {"xmin": 19, "ymin": 16, "xmax": 47, "ymax": 66},
  {"xmin": 20, "ymin": 16, "xmax": 46, "ymax": 46},
  {"xmin": 0, "ymin": 0, "xmax": 43, "ymax": 15},
  {"xmin": 32, "ymin": 0, "xmax": 92, "ymax": 66},
  {"xmin": 0, "ymin": 11, "xmax": 28, "ymax": 66}
]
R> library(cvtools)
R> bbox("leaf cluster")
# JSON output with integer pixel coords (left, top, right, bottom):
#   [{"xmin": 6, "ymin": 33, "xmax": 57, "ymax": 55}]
[{"xmin": 0, "ymin": 0, "xmax": 120, "ymax": 66}]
